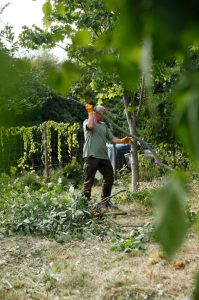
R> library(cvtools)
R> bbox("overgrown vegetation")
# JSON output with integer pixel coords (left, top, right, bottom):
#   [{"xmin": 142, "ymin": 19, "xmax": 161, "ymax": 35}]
[
  {"xmin": 0, "ymin": 172, "xmax": 114, "ymax": 242},
  {"xmin": 0, "ymin": 170, "xmax": 198, "ymax": 299}
]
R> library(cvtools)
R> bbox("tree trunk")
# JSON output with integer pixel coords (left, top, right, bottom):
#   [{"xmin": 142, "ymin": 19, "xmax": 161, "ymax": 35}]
[
  {"xmin": 123, "ymin": 93, "xmax": 139, "ymax": 192},
  {"xmin": 130, "ymin": 118, "xmax": 139, "ymax": 191}
]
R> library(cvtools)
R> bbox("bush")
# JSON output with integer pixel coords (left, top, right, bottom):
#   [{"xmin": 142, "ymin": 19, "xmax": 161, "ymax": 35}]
[
  {"xmin": 126, "ymin": 189, "xmax": 154, "ymax": 207},
  {"xmin": 20, "ymin": 171, "xmax": 42, "ymax": 190},
  {"xmin": 139, "ymin": 154, "xmax": 162, "ymax": 182},
  {"xmin": 63, "ymin": 158, "xmax": 83, "ymax": 188}
]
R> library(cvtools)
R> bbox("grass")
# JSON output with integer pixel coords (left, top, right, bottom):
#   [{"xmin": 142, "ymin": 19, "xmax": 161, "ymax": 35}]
[
  {"xmin": 0, "ymin": 179, "xmax": 199, "ymax": 299},
  {"xmin": 0, "ymin": 232, "xmax": 198, "ymax": 299}
]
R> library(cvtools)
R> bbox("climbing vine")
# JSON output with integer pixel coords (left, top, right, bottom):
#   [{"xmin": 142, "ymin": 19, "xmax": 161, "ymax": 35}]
[
  {"xmin": 0, "ymin": 121, "xmax": 80, "ymax": 171},
  {"xmin": 18, "ymin": 126, "xmax": 38, "ymax": 169}
]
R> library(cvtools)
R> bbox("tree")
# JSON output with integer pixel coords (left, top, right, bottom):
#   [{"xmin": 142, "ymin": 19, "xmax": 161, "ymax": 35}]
[
  {"xmin": 0, "ymin": 1, "xmax": 85, "ymax": 128},
  {"xmin": 0, "ymin": 3, "xmax": 21, "ymax": 55},
  {"xmin": 18, "ymin": 0, "xmax": 152, "ymax": 191},
  {"xmin": 19, "ymin": 0, "xmax": 199, "ymax": 265}
]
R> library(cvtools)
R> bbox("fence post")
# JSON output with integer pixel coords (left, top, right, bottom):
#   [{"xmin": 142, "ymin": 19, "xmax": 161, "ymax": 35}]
[{"xmin": 42, "ymin": 122, "xmax": 49, "ymax": 177}]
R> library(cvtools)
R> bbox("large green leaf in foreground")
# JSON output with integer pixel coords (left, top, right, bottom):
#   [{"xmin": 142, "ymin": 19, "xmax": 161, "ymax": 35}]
[
  {"xmin": 173, "ymin": 71, "xmax": 199, "ymax": 166},
  {"xmin": 154, "ymin": 173, "xmax": 188, "ymax": 259}
]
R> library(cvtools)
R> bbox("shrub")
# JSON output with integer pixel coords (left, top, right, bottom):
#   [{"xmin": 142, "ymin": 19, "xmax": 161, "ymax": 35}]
[
  {"xmin": 20, "ymin": 171, "xmax": 42, "ymax": 190},
  {"xmin": 63, "ymin": 158, "xmax": 83, "ymax": 188}
]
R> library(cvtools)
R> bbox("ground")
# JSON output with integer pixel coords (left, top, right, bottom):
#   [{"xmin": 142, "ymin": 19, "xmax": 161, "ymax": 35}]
[{"xmin": 0, "ymin": 180, "xmax": 199, "ymax": 300}]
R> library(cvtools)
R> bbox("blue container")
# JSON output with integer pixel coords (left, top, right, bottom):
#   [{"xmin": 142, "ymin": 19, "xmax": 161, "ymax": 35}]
[{"xmin": 107, "ymin": 144, "xmax": 131, "ymax": 170}]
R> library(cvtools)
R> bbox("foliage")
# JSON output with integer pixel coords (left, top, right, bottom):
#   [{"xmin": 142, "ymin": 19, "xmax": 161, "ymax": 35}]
[
  {"xmin": 126, "ymin": 189, "xmax": 154, "ymax": 207},
  {"xmin": 0, "ymin": 55, "xmax": 86, "ymax": 127},
  {"xmin": 2, "ymin": 0, "xmax": 199, "ymax": 294},
  {"xmin": 153, "ymin": 143, "xmax": 190, "ymax": 169},
  {"xmin": 186, "ymin": 209, "xmax": 199, "ymax": 227},
  {"xmin": 115, "ymin": 165, "xmax": 131, "ymax": 189},
  {"xmin": 0, "ymin": 172, "xmax": 10, "ymax": 190},
  {"xmin": 63, "ymin": 158, "xmax": 83, "ymax": 188},
  {"xmin": 0, "ymin": 4, "xmax": 19, "ymax": 55},
  {"xmin": 173, "ymin": 71, "xmax": 199, "ymax": 167},
  {"xmin": 154, "ymin": 172, "xmax": 189, "ymax": 259},
  {"xmin": 0, "ymin": 121, "xmax": 80, "ymax": 172},
  {"xmin": 0, "ymin": 176, "xmax": 111, "ymax": 241},
  {"xmin": 111, "ymin": 222, "xmax": 154, "ymax": 253},
  {"xmin": 0, "ymin": 51, "xmax": 31, "ymax": 126},
  {"xmin": 139, "ymin": 154, "xmax": 161, "ymax": 181}
]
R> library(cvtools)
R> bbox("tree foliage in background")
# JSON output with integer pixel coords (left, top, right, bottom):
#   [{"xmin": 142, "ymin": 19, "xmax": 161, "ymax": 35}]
[
  {"xmin": 0, "ymin": 3, "xmax": 20, "ymax": 55},
  {"xmin": 1, "ymin": 0, "xmax": 199, "ymax": 280},
  {"xmin": 19, "ymin": 1, "xmax": 199, "ymax": 189}
]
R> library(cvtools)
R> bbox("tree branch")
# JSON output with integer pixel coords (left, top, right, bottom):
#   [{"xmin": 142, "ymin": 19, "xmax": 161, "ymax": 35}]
[
  {"xmin": 75, "ymin": 55, "xmax": 97, "ymax": 71},
  {"xmin": 104, "ymin": 114, "xmax": 173, "ymax": 171},
  {"xmin": 54, "ymin": 43, "xmax": 67, "ymax": 51}
]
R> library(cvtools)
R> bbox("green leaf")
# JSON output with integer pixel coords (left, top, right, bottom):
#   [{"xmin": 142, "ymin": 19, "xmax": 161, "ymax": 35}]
[
  {"xmin": 118, "ymin": 60, "xmax": 140, "ymax": 90},
  {"xmin": 98, "ymin": 54, "xmax": 118, "ymax": 75},
  {"xmin": 103, "ymin": 0, "xmax": 124, "ymax": 11},
  {"xmin": 46, "ymin": 62, "xmax": 82, "ymax": 96},
  {"xmin": 72, "ymin": 30, "xmax": 91, "ymax": 47},
  {"xmin": 127, "ymin": 106, "xmax": 135, "ymax": 113},
  {"xmin": 174, "ymin": 72, "xmax": 199, "ymax": 165},
  {"xmin": 154, "ymin": 172, "xmax": 188, "ymax": 259},
  {"xmin": 51, "ymin": 32, "xmax": 65, "ymax": 43},
  {"xmin": 107, "ymin": 0, "xmax": 141, "ymax": 88},
  {"xmin": 55, "ymin": 3, "xmax": 66, "ymax": 17},
  {"xmin": 0, "ymin": 52, "xmax": 29, "ymax": 99},
  {"xmin": 42, "ymin": 1, "xmax": 52, "ymax": 17},
  {"xmin": 0, "ymin": 51, "xmax": 31, "ymax": 126}
]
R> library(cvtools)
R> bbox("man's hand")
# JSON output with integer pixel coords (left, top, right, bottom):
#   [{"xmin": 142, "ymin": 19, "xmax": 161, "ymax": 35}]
[
  {"xmin": 85, "ymin": 103, "xmax": 93, "ymax": 113},
  {"xmin": 120, "ymin": 136, "xmax": 133, "ymax": 144}
]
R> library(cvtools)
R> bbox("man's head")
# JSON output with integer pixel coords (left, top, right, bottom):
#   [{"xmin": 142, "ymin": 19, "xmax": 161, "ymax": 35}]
[{"xmin": 94, "ymin": 105, "xmax": 106, "ymax": 121}]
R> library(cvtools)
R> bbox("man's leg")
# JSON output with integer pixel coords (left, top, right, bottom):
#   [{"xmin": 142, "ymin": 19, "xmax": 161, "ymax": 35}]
[
  {"xmin": 82, "ymin": 157, "xmax": 98, "ymax": 202},
  {"xmin": 98, "ymin": 159, "xmax": 114, "ymax": 207}
]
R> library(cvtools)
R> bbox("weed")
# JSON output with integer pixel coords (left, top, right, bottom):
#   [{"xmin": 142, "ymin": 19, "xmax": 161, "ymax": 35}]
[
  {"xmin": 111, "ymin": 222, "xmax": 154, "ymax": 253},
  {"xmin": 115, "ymin": 165, "xmax": 131, "ymax": 188},
  {"xmin": 139, "ymin": 154, "xmax": 162, "ymax": 181},
  {"xmin": 39, "ymin": 262, "xmax": 62, "ymax": 292},
  {"xmin": 117, "ymin": 189, "xmax": 154, "ymax": 207},
  {"xmin": 20, "ymin": 171, "xmax": 41, "ymax": 190}
]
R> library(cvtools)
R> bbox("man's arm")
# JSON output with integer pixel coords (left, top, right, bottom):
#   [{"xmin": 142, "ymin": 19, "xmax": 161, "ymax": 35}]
[
  {"xmin": 111, "ymin": 136, "xmax": 133, "ymax": 144},
  {"xmin": 85, "ymin": 104, "xmax": 95, "ymax": 129},
  {"xmin": 111, "ymin": 136, "xmax": 122, "ymax": 144}
]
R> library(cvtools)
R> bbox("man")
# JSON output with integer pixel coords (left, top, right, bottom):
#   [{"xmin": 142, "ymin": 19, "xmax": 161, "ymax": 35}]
[{"xmin": 82, "ymin": 103, "xmax": 132, "ymax": 208}]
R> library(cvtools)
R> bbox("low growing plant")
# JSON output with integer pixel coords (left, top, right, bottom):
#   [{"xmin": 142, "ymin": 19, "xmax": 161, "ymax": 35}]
[
  {"xmin": 116, "ymin": 189, "xmax": 154, "ymax": 207},
  {"xmin": 20, "ymin": 171, "xmax": 42, "ymax": 190},
  {"xmin": 0, "ymin": 176, "xmax": 112, "ymax": 241},
  {"xmin": 111, "ymin": 222, "xmax": 154, "ymax": 253}
]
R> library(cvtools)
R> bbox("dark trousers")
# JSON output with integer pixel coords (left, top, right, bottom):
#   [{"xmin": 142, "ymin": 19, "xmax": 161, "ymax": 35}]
[{"xmin": 82, "ymin": 157, "xmax": 114, "ymax": 203}]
